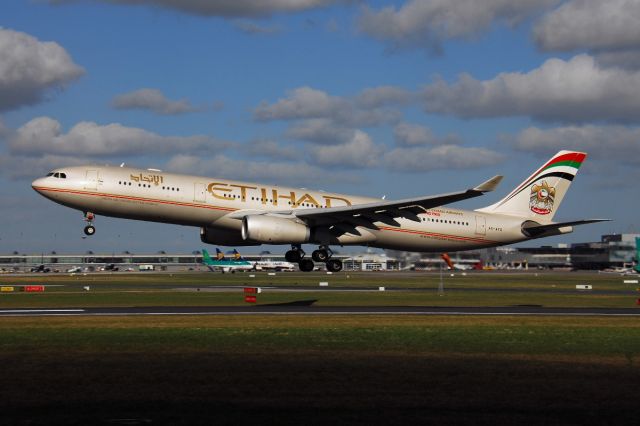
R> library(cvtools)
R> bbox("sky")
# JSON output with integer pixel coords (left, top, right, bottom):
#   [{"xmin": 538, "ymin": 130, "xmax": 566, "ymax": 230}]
[{"xmin": 1, "ymin": 0, "xmax": 639, "ymax": 255}]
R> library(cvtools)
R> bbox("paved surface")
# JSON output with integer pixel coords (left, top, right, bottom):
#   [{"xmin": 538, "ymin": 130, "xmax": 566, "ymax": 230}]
[
  {"xmin": 1, "ymin": 305, "xmax": 639, "ymax": 317},
  {"xmin": 175, "ymin": 285, "xmax": 638, "ymax": 295}
]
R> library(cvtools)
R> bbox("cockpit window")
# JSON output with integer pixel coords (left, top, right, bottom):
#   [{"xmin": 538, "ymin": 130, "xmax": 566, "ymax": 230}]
[
  {"xmin": 46, "ymin": 172, "xmax": 54, "ymax": 177},
  {"xmin": 59, "ymin": 173, "xmax": 67, "ymax": 179},
  {"xmin": 48, "ymin": 172, "xmax": 67, "ymax": 179},
  {"xmin": 53, "ymin": 173, "xmax": 60, "ymax": 178}
]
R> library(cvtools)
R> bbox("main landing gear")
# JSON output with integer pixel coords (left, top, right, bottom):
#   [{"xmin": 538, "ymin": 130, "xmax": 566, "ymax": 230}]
[
  {"xmin": 285, "ymin": 245, "xmax": 343, "ymax": 273},
  {"xmin": 83, "ymin": 212, "xmax": 96, "ymax": 236}
]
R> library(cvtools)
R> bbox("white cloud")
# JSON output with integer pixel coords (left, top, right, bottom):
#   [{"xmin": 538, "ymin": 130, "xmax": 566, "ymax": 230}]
[
  {"xmin": 254, "ymin": 86, "xmax": 403, "ymax": 126},
  {"xmin": 355, "ymin": 86, "xmax": 412, "ymax": 109},
  {"xmin": 111, "ymin": 88, "xmax": 202, "ymax": 115},
  {"xmin": 384, "ymin": 145, "xmax": 504, "ymax": 172},
  {"xmin": 0, "ymin": 154, "xmax": 91, "ymax": 180},
  {"xmin": 358, "ymin": 0, "xmax": 557, "ymax": 52},
  {"xmin": 308, "ymin": 130, "xmax": 384, "ymax": 168},
  {"xmin": 595, "ymin": 50, "xmax": 640, "ymax": 70},
  {"xmin": 166, "ymin": 154, "xmax": 361, "ymax": 185},
  {"xmin": 255, "ymin": 87, "xmax": 343, "ymax": 121},
  {"xmin": 534, "ymin": 0, "xmax": 640, "ymax": 52},
  {"xmin": 0, "ymin": 28, "xmax": 84, "ymax": 112},
  {"xmin": 9, "ymin": 117, "xmax": 232, "ymax": 157},
  {"xmin": 0, "ymin": 118, "xmax": 9, "ymax": 139},
  {"xmin": 511, "ymin": 125, "xmax": 640, "ymax": 165},
  {"xmin": 393, "ymin": 122, "xmax": 461, "ymax": 146},
  {"xmin": 49, "ymin": 0, "xmax": 349, "ymax": 17},
  {"xmin": 422, "ymin": 54, "xmax": 640, "ymax": 123},
  {"xmin": 286, "ymin": 119, "xmax": 356, "ymax": 145}
]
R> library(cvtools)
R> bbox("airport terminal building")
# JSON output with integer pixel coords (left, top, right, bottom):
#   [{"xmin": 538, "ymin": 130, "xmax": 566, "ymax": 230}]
[
  {"xmin": 388, "ymin": 234, "xmax": 639, "ymax": 270},
  {"xmin": 0, "ymin": 251, "xmax": 359, "ymax": 273}
]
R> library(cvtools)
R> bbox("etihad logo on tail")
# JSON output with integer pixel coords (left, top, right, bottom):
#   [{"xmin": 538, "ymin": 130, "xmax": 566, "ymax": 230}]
[{"xmin": 529, "ymin": 180, "xmax": 555, "ymax": 215}]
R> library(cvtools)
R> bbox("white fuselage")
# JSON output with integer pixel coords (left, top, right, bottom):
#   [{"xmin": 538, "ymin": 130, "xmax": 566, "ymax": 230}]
[{"xmin": 32, "ymin": 165, "xmax": 531, "ymax": 252}]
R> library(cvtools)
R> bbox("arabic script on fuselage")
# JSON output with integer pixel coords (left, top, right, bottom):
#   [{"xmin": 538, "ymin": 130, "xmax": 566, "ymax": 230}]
[{"xmin": 130, "ymin": 174, "xmax": 164, "ymax": 186}]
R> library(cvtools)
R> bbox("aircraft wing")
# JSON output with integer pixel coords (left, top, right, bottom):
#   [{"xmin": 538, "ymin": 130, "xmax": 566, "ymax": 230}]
[{"xmin": 288, "ymin": 175, "xmax": 503, "ymax": 229}]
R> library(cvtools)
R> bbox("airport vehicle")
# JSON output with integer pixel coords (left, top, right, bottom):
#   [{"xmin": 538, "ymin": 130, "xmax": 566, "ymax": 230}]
[
  {"xmin": 201, "ymin": 248, "xmax": 254, "ymax": 273},
  {"xmin": 100, "ymin": 263, "xmax": 119, "ymax": 272},
  {"xmin": 30, "ymin": 264, "xmax": 51, "ymax": 273},
  {"xmin": 32, "ymin": 150, "xmax": 606, "ymax": 273}
]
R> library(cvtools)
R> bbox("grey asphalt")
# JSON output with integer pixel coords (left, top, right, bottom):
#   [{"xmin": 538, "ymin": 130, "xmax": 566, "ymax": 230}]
[{"xmin": 1, "ymin": 305, "xmax": 639, "ymax": 317}]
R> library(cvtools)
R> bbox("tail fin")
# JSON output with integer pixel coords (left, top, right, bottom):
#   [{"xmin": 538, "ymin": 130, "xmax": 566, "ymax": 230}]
[
  {"xmin": 441, "ymin": 253, "xmax": 455, "ymax": 270},
  {"xmin": 636, "ymin": 237, "xmax": 640, "ymax": 274},
  {"xmin": 232, "ymin": 249, "xmax": 243, "ymax": 260},
  {"xmin": 202, "ymin": 249, "xmax": 213, "ymax": 264},
  {"xmin": 477, "ymin": 151, "xmax": 586, "ymax": 222},
  {"xmin": 215, "ymin": 248, "xmax": 225, "ymax": 260}
]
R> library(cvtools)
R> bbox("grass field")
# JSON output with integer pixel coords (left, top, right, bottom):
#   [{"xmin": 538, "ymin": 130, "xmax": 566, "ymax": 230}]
[{"xmin": 1, "ymin": 271, "xmax": 639, "ymax": 424}]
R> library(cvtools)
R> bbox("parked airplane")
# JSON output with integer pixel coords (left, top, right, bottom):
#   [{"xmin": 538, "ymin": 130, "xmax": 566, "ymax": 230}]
[
  {"xmin": 440, "ymin": 253, "xmax": 479, "ymax": 271},
  {"xmin": 254, "ymin": 258, "xmax": 297, "ymax": 272},
  {"xmin": 201, "ymin": 248, "xmax": 254, "ymax": 273},
  {"xmin": 636, "ymin": 237, "xmax": 640, "ymax": 274},
  {"xmin": 32, "ymin": 151, "xmax": 606, "ymax": 272},
  {"xmin": 228, "ymin": 248, "xmax": 297, "ymax": 271}
]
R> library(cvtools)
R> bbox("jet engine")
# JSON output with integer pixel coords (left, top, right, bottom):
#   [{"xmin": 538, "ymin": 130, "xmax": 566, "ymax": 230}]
[
  {"xmin": 200, "ymin": 225, "xmax": 259, "ymax": 246},
  {"xmin": 242, "ymin": 215, "xmax": 310, "ymax": 244}
]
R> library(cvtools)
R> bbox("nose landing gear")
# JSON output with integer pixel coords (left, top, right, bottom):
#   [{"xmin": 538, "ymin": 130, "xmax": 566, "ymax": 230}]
[
  {"xmin": 286, "ymin": 245, "xmax": 343, "ymax": 272},
  {"xmin": 83, "ymin": 212, "xmax": 96, "ymax": 236}
]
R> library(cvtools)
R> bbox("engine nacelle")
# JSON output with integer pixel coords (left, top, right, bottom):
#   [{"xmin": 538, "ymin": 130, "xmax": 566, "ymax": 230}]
[
  {"xmin": 242, "ymin": 215, "xmax": 310, "ymax": 244},
  {"xmin": 200, "ymin": 225, "xmax": 260, "ymax": 246}
]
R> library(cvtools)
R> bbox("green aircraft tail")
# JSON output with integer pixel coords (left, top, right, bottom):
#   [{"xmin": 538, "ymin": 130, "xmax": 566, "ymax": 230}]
[
  {"xmin": 636, "ymin": 237, "xmax": 640, "ymax": 273},
  {"xmin": 202, "ymin": 249, "xmax": 213, "ymax": 265}
]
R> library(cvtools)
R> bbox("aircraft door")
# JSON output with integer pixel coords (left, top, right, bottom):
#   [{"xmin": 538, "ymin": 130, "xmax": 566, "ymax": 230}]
[
  {"xmin": 475, "ymin": 215, "xmax": 486, "ymax": 236},
  {"xmin": 194, "ymin": 182, "xmax": 207, "ymax": 203},
  {"xmin": 85, "ymin": 170, "xmax": 99, "ymax": 191}
]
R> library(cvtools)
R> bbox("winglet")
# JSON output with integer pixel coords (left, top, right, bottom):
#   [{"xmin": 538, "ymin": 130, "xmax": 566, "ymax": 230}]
[{"xmin": 473, "ymin": 175, "xmax": 503, "ymax": 193}]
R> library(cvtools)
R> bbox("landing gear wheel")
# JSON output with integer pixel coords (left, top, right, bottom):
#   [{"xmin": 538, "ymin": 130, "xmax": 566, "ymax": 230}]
[
  {"xmin": 312, "ymin": 249, "xmax": 329, "ymax": 262},
  {"xmin": 298, "ymin": 258, "xmax": 315, "ymax": 272},
  {"xmin": 326, "ymin": 259, "xmax": 343, "ymax": 273},
  {"xmin": 83, "ymin": 212, "xmax": 96, "ymax": 236},
  {"xmin": 285, "ymin": 249, "xmax": 302, "ymax": 263}
]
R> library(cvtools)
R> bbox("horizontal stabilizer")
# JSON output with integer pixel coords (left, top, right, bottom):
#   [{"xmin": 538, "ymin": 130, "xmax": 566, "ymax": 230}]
[{"xmin": 522, "ymin": 219, "xmax": 610, "ymax": 238}]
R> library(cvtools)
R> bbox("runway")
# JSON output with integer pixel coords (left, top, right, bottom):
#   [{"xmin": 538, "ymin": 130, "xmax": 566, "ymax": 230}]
[{"xmin": 1, "ymin": 305, "xmax": 639, "ymax": 317}]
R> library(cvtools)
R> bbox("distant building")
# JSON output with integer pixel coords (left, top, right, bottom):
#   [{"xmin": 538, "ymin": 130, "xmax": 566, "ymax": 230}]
[
  {"xmin": 1, "ymin": 234, "xmax": 637, "ymax": 272},
  {"xmin": 342, "ymin": 253, "xmax": 399, "ymax": 271},
  {"xmin": 387, "ymin": 234, "xmax": 640, "ymax": 271}
]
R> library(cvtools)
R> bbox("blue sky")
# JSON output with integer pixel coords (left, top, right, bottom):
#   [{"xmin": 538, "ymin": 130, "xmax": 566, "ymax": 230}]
[{"xmin": 1, "ymin": 0, "xmax": 639, "ymax": 254}]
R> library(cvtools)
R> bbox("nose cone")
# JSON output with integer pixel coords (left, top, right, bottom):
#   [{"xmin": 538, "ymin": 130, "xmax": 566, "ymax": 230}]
[{"xmin": 31, "ymin": 177, "xmax": 46, "ymax": 193}]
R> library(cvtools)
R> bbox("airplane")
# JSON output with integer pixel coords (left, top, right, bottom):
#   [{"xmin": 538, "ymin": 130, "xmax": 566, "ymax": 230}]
[
  {"xmin": 636, "ymin": 237, "xmax": 640, "ymax": 274},
  {"xmin": 201, "ymin": 248, "xmax": 254, "ymax": 273},
  {"xmin": 440, "ymin": 253, "xmax": 479, "ymax": 271},
  {"xmin": 253, "ymin": 258, "xmax": 297, "ymax": 272},
  {"xmin": 252, "ymin": 254, "xmax": 297, "ymax": 272},
  {"xmin": 31, "ymin": 150, "xmax": 607, "ymax": 273},
  {"xmin": 227, "ymin": 248, "xmax": 296, "ymax": 271}
]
